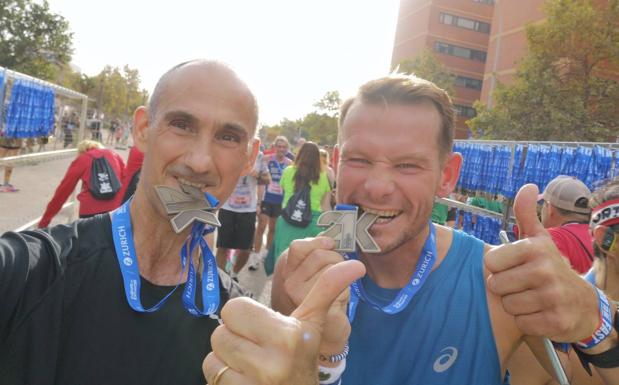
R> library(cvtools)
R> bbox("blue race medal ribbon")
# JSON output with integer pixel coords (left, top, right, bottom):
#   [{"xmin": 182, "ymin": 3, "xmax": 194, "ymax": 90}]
[
  {"xmin": 181, "ymin": 221, "xmax": 220, "ymax": 316},
  {"xmin": 111, "ymin": 192, "xmax": 221, "ymax": 316},
  {"xmin": 346, "ymin": 220, "xmax": 437, "ymax": 322}
]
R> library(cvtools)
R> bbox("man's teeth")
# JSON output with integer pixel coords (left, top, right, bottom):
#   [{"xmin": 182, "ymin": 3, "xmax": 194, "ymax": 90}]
[
  {"xmin": 360, "ymin": 207, "xmax": 401, "ymax": 219},
  {"xmin": 178, "ymin": 178, "xmax": 206, "ymax": 189}
]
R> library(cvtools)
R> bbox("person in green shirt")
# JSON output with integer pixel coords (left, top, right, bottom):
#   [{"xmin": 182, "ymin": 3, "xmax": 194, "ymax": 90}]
[
  {"xmin": 264, "ymin": 142, "xmax": 332, "ymax": 275},
  {"xmin": 431, "ymin": 202, "xmax": 449, "ymax": 225},
  {"xmin": 468, "ymin": 195, "xmax": 504, "ymax": 214}
]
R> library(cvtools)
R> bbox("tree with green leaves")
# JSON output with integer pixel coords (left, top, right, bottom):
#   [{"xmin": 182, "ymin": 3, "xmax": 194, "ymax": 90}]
[
  {"xmin": 0, "ymin": 0, "xmax": 73, "ymax": 81},
  {"xmin": 313, "ymin": 90, "xmax": 341, "ymax": 117},
  {"xmin": 469, "ymin": 0, "xmax": 619, "ymax": 141},
  {"xmin": 304, "ymin": 91, "xmax": 340, "ymax": 144},
  {"xmin": 260, "ymin": 91, "xmax": 341, "ymax": 146},
  {"xmin": 259, "ymin": 118, "xmax": 299, "ymax": 146},
  {"xmin": 299, "ymin": 112, "xmax": 338, "ymax": 145},
  {"xmin": 396, "ymin": 49, "xmax": 455, "ymax": 96},
  {"xmin": 91, "ymin": 65, "xmax": 149, "ymax": 121},
  {"xmin": 299, "ymin": 91, "xmax": 342, "ymax": 145}
]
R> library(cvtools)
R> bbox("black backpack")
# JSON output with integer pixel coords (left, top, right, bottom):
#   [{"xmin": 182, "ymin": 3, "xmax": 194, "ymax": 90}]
[
  {"xmin": 89, "ymin": 154, "xmax": 121, "ymax": 200},
  {"xmin": 281, "ymin": 183, "xmax": 312, "ymax": 227}
]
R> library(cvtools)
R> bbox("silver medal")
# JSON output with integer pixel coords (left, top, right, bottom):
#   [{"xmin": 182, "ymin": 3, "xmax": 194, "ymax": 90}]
[
  {"xmin": 155, "ymin": 184, "xmax": 221, "ymax": 233},
  {"xmin": 317, "ymin": 207, "xmax": 380, "ymax": 253}
]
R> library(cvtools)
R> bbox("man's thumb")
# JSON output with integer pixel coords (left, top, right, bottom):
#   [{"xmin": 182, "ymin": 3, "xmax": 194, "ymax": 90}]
[
  {"xmin": 513, "ymin": 183, "xmax": 548, "ymax": 238},
  {"xmin": 291, "ymin": 260, "xmax": 366, "ymax": 326}
]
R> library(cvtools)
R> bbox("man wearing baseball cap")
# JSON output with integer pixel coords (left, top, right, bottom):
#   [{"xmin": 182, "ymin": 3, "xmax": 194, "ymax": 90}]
[{"xmin": 540, "ymin": 175, "xmax": 594, "ymax": 273}]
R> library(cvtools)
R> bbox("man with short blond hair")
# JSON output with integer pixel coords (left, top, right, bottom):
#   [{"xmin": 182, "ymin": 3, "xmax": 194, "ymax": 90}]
[{"xmin": 203, "ymin": 74, "xmax": 619, "ymax": 385}]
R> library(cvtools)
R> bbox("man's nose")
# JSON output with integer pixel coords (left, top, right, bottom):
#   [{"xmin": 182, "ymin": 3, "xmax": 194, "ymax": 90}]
[
  {"xmin": 185, "ymin": 135, "xmax": 215, "ymax": 174},
  {"xmin": 363, "ymin": 165, "xmax": 395, "ymax": 201}
]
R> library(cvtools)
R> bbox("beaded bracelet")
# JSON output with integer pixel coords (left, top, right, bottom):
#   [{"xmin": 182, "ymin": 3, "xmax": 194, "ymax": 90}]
[{"xmin": 319, "ymin": 344, "xmax": 349, "ymax": 363}]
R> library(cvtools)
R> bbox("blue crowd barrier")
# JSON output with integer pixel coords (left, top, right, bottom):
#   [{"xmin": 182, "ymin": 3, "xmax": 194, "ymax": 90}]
[
  {"xmin": 456, "ymin": 209, "xmax": 503, "ymax": 245},
  {"xmin": 4, "ymin": 79, "xmax": 56, "ymax": 139},
  {"xmin": 454, "ymin": 142, "xmax": 617, "ymax": 199}
]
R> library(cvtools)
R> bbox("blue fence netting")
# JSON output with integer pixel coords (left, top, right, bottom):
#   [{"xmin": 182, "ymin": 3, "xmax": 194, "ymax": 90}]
[
  {"xmin": 454, "ymin": 209, "xmax": 503, "ymax": 245},
  {"xmin": 451, "ymin": 141, "xmax": 619, "ymax": 244},
  {"xmin": 3, "ymin": 79, "xmax": 56, "ymax": 139},
  {"xmin": 454, "ymin": 142, "xmax": 618, "ymax": 199},
  {"xmin": 0, "ymin": 70, "xmax": 5, "ymax": 127}
]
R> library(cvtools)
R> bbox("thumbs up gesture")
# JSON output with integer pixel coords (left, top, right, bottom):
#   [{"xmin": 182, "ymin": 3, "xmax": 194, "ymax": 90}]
[
  {"xmin": 202, "ymin": 260, "xmax": 365, "ymax": 385},
  {"xmin": 485, "ymin": 184, "xmax": 599, "ymax": 342}
]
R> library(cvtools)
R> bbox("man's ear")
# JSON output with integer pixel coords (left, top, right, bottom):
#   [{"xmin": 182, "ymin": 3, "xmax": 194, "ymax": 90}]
[
  {"xmin": 132, "ymin": 106, "xmax": 149, "ymax": 153},
  {"xmin": 436, "ymin": 152, "xmax": 462, "ymax": 198},
  {"xmin": 240, "ymin": 138, "xmax": 260, "ymax": 176}
]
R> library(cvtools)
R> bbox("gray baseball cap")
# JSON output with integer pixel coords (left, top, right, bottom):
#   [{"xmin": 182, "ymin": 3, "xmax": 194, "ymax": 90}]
[{"xmin": 540, "ymin": 175, "xmax": 591, "ymax": 214}]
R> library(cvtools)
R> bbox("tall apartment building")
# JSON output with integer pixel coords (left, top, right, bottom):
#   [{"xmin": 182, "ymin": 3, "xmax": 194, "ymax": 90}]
[
  {"xmin": 392, "ymin": 0, "xmax": 617, "ymax": 139},
  {"xmin": 480, "ymin": 0, "xmax": 546, "ymax": 106},
  {"xmin": 391, "ymin": 0, "xmax": 495, "ymax": 139}
]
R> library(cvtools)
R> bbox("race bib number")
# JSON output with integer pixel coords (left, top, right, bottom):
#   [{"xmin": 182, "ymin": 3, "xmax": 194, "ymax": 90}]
[
  {"xmin": 232, "ymin": 195, "xmax": 250, "ymax": 206},
  {"xmin": 267, "ymin": 182, "xmax": 283, "ymax": 195}
]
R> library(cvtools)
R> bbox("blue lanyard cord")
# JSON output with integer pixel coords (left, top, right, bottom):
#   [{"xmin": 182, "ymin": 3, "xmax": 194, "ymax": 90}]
[
  {"xmin": 111, "ymin": 200, "xmax": 220, "ymax": 316},
  {"xmin": 347, "ymin": 222, "xmax": 437, "ymax": 322},
  {"xmin": 182, "ymin": 223, "xmax": 220, "ymax": 316}
]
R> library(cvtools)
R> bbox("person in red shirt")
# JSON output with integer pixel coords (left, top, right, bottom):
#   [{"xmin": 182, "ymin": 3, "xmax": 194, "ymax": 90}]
[
  {"xmin": 119, "ymin": 145, "xmax": 144, "ymax": 203},
  {"xmin": 38, "ymin": 140, "xmax": 125, "ymax": 228},
  {"xmin": 539, "ymin": 175, "xmax": 594, "ymax": 273}
]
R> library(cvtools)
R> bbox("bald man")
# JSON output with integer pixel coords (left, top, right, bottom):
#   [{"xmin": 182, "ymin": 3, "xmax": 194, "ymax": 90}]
[{"xmin": 0, "ymin": 60, "xmax": 259, "ymax": 385}]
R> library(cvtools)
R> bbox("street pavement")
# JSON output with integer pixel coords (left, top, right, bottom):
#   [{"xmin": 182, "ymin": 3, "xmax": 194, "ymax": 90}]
[
  {"xmin": 0, "ymin": 146, "xmax": 272, "ymax": 304},
  {"xmin": 0, "ymin": 148, "xmax": 128, "ymax": 232}
]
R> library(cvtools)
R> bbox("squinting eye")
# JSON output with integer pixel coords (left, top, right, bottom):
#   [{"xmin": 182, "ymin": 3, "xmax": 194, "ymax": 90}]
[
  {"xmin": 170, "ymin": 120, "xmax": 188, "ymax": 130},
  {"xmin": 346, "ymin": 158, "xmax": 370, "ymax": 166},
  {"xmin": 220, "ymin": 134, "xmax": 241, "ymax": 143},
  {"xmin": 396, "ymin": 163, "xmax": 419, "ymax": 170}
]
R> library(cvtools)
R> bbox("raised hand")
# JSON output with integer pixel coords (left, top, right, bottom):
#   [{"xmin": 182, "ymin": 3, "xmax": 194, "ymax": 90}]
[
  {"xmin": 484, "ymin": 184, "xmax": 598, "ymax": 342},
  {"xmin": 203, "ymin": 259, "xmax": 366, "ymax": 385},
  {"xmin": 273, "ymin": 236, "xmax": 354, "ymax": 355}
]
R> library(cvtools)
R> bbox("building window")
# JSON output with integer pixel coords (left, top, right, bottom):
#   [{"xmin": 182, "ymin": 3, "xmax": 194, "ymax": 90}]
[
  {"xmin": 454, "ymin": 104, "xmax": 477, "ymax": 118},
  {"xmin": 454, "ymin": 76, "xmax": 483, "ymax": 90},
  {"xmin": 434, "ymin": 41, "xmax": 487, "ymax": 62},
  {"xmin": 473, "ymin": 0, "xmax": 494, "ymax": 5},
  {"xmin": 439, "ymin": 12, "xmax": 491, "ymax": 34}
]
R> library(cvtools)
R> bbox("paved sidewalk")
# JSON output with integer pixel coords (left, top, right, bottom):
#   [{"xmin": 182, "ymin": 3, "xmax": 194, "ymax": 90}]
[{"xmin": 0, "ymin": 147, "xmax": 128, "ymax": 233}]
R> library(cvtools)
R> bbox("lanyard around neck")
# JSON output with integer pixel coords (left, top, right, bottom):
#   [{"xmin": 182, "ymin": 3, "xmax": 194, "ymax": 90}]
[
  {"xmin": 347, "ymin": 221, "xmax": 437, "ymax": 322},
  {"xmin": 111, "ymin": 200, "xmax": 220, "ymax": 316}
]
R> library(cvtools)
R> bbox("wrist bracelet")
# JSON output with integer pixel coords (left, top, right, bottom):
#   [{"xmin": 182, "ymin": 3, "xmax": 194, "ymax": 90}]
[
  {"xmin": 576, "ymin": 287, "xmax": 613, "ymax": 350},
  {"xmin": 573, "ymin": 300, "xmax": 619, "ymax": 375},
  {"xmin": 319, "ymin": 344, "xmax": 349, "ymax": 363},
  {"xmin": 319, "ymin": 358, "xmax": 345, "ymax": 385}
]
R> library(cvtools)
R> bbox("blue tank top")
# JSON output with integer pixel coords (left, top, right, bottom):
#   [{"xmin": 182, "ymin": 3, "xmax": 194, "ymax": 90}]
[
  {"xmin": 343, "ymin": 230, "xmax": 502, "ymax": 385},
  {"xmin": 263, "ymin": 157, "xmax": 288, "ymax": 204}
]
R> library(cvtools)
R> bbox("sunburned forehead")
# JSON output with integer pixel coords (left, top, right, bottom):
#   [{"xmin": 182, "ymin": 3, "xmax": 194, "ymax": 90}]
[{"xmin": 339, "ymin": 100, "xmax": 442, "ymax": 150}]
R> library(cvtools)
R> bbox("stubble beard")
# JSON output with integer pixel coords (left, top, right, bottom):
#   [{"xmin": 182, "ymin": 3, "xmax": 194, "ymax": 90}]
[{"xmin": 369, "ymin": 218, "xmax": 429, "ymax": 257}]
